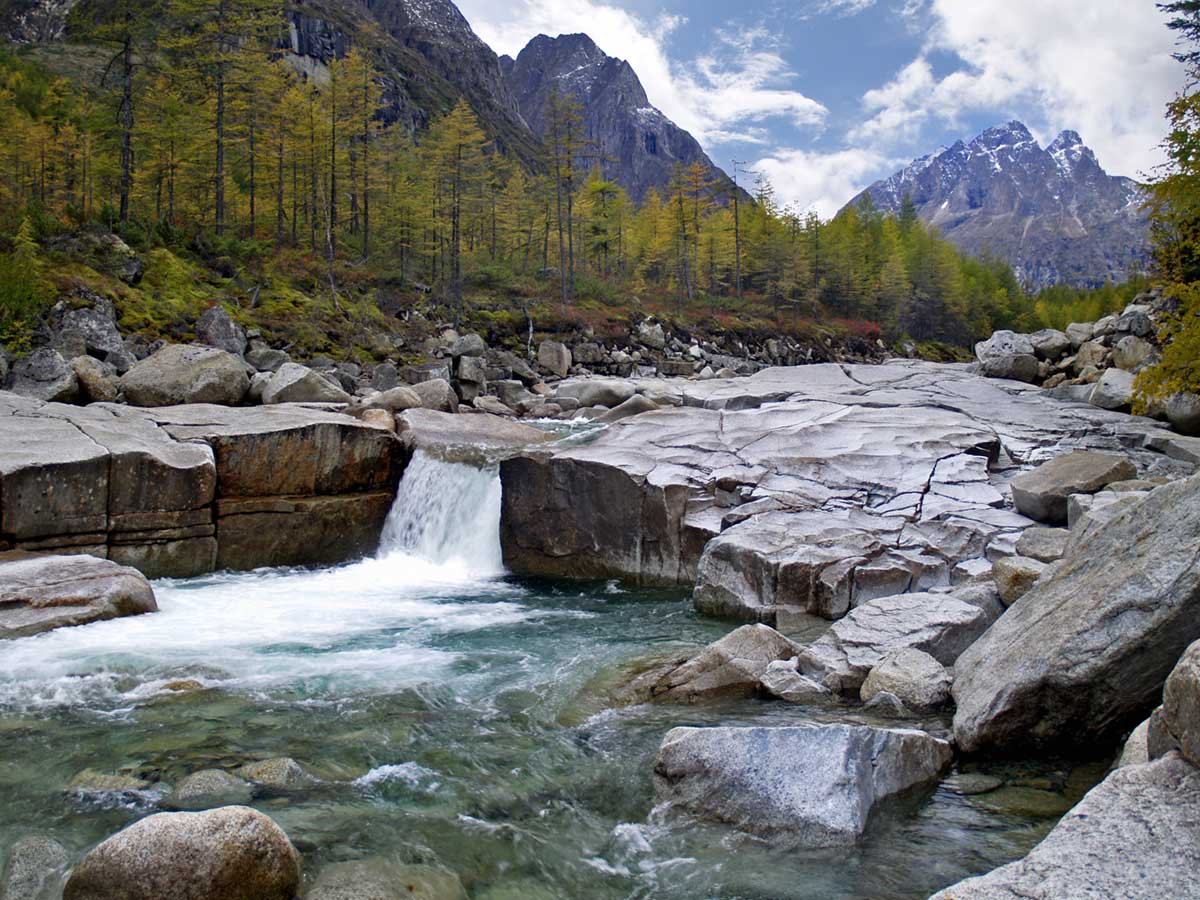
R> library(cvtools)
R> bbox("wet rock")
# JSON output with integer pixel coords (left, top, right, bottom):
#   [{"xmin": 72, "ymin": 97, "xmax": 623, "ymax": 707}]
[
  {"xmin": 929, "ymin": 755, "xmax": 1200, "ymax": 900},
  {"xmin": 555, "ymin": 380, "xmax": 635, "ymax": 408},
  {"xmin": 1014, "ymin": 526, "xmax": 1069, "ymax": 563},
  {"xmin": 1009, "ymin": 450, "xmax": 1136, "ymax": 524},
  {"xmin": 1089, "ymin": 368, "xmax": 1135, "ymax": 411},
  {"xmin": 396, "ymin": 409, "xmax": 551, "ymax": 459},
  {"xmin": 633, "ymin": 624, "xmax": 801, "ymax": 703},
  {"xmin": 797, "ymin": 589, "xmax": 997, "ymax": 694},
  {"xmin": 595, "ymin": 394, "xmax": 659, "ymax": 424},
  {"xmin": 1, "ymin": 834, "xmax": 69, "ymax": 900},
  {"xmin": 759, "ymin": 661, "xmax": 833, "ymax": 704},
  {"xmin": 1161, "ymin": 640, "xmax": 1200, "ymax": 768},
  {"xmin": 0, "ymin": 553, "xmax": 157, "ymax": 640},
  {"xmin": 653, "ymin": 724, "xmax": 953, "ymax": 847},
  {"xmin": 860, "ymin": 649, "xmax": 953, "ymax": 712},
  {"xmin": 70, "ymin": 356, "xmax": 119, "ymax": 404},
  {"xmin": 942, "ymin": 774, "xmax": 1003, "ymax": 796},
  {"xmin": 119, "ymin": 345, "xmax": 249, "ymax": 407},
  {"xmin": 62, "ymin": 806, "xmax": 300, "ymax": 900},
  {"xmin": 195, "ymin": 307, "xmax": 246, "ymax": 357},
  {"xmin": 164, "ymin": 769, "xmax": 254, "ymax": 810},
  {"xmin": 66, "ymin": 769, "xmax": 153, "ymax": 796},
  {"xmin": 409, "ymin": 379, "xmax": 458, "ymax": 413},
  {"xmin": 262, "ymin": 363, "xmax": 352, "ymax": 405},
  {"xmin": 235, "ymin": 758, "xmax": 310, "ymax": 791},
  {"xmin": 9, "ymin": 350, "xmax": 79, "ymax": 403},
  {"xmin": 536, "ymin": 341, "xmax": 571, "ymax": 378},
  {"xmin": 953, "ymin": 475, "xmax": 1200, "ymax": 755},
  {"xmin": 308, "ymin": 860, "xmax": 466, "ymax": 900},
  {"xmin": 991, "ymin": 555, "xmax": 1046, "ymax": 606}
]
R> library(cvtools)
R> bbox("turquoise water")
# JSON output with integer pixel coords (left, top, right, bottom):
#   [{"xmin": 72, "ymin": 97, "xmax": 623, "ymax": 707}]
[{"xmin": 0, "ymin": 455, "xmax": 1103, "ymax": 898}]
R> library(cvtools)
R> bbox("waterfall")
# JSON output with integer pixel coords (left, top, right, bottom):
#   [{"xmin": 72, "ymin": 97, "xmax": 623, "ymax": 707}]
[{"xmin": 377, "ymin": 451, "xmax": 504, "ymax": 576}]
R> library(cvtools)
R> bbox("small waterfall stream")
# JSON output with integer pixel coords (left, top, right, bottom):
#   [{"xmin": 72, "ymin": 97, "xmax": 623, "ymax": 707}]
[{"xmin": 378, "ymin": 451, "xmax": 504, "ymax": 575}]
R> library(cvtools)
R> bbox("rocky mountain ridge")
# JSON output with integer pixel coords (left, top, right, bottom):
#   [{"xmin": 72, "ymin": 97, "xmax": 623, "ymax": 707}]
[
  {"xmin": 502, "ymin": 32, "xmax": 737, "ymax": 202},
  {"xmin": 849, "ymin": 121, "xmax": 1150, "ymax": 289}
]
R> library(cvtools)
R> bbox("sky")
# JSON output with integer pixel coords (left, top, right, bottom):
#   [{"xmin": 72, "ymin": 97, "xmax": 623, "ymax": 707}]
[{"xmin": 454, "ymin": 0, "xmax": 1188, "ymax": 218}]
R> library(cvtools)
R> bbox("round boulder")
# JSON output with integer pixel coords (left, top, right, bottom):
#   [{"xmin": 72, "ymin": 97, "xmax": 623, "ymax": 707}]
[
  {"xmin": 63, "ymin": 807, "xmax": 300, "ymax": 900},
  {"xmin": 119, "ymin": 345, "xmax": 249, "ymax": 407},
  {"xmin": 164, "ymin": 770, "xmax": 254, "ymax": 811}
]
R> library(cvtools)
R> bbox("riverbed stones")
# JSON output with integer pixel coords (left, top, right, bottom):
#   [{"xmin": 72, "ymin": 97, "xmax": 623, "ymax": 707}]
[
  {"xmin": 308, "ymin": 860, "xmax": 466, "ymax": 900},
  {"xmin": 409, "ymin": 378, "xmax": 458, "ymax": 413},
  {"xmin": 1008, "ymin": 450, "xmax": 1136, "ymax": 523},
  {"xmin": 261, "ymin": 363, "xmax": 351, "ymax": 405},
  {"xmin": 859, "ymin": 649, "xmax": 953, "ymax": 712},
  {"xmin": 1, "ymin": 834, "xmax": 69, "ymax": 900},
  {"xmin": 164, "ymin": 770, "xmax": 254, "ymax": 810},
  {"xmin": 796, "ymin": 589, "xmax": 998, "ymax": 695},
  {"xmin": 634, "ymin": 624, "xmax": 802, "ymax": 703},
  {"xmin": 653, "ymin": 724, "xmax": 953, "ymax": 846},
  {"xmin": 0, "ymin": 553, "xmax": 157, "ymax": 640},
  {"xmin": 929, "ymin": 754, "xmax": 1200, "ymax": 900},
  {"xmin": 62, "ymin": 806, "xmax": 301, "ymax": 900},
  {"xmin": 953, "ymin": 475, "xmax": 1200, "ymax": 755},
  {"xmin": 235, "ymin": 758, "xmax": 310, "ymax": 791},
  {"xmin": 119, "ymin": 345, "xmax": 249, "ymax": 407}
]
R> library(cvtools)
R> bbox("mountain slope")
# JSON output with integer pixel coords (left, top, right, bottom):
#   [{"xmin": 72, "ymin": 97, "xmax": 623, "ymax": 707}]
[
  {"xmin": 504, "ymin": 33, "xmax": 737, "ymax": 202},
  {"xmin": 848, "ymin": 122, "xmax": 1150, "ymax": 289}
]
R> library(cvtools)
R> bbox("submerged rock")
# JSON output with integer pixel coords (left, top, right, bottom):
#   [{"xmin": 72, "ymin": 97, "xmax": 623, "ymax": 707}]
[
  {"xmin": 0, "ymin": 553, "xmax": 158, "ymax": 640},
  {"xmin": 653, "ymin": 724, "xmax": 953, "ymax": 847},
  {"xmin": 164, "ymin": 770, "xmax": 253, "ymax": 811},
  {"xmin": 929, "ymin": 755, "xmax": 1200, "ymax": 900},
  {"xmin": 953, "ymin": 475, "xmax": 1200, "ymax": 755},
  {"xmin": 308, "ymin": 859, "xmax": 467, "ymax": 900},
  {"xmin": 235, "ymin": 758, "xmax": 310, "ymax": 791},
  {"xmin": 1, "ymin": 834, "xmax": 69, "ymax": 900},
  {"xmin": 63, "ymin": 807, "xmax": 300, "ymax": 900}
]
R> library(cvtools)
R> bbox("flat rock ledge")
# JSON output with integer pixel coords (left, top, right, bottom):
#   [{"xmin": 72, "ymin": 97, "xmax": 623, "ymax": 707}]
[
  {"xmin": 499, "ymin": 362, "xmax": 1195, "ymax": 620},
  {"xmin": 653, "ymin": 724, "xmax": 953, "ymax": 847},
  {"xmin": 0, "ymin": 392, "xmax": 406, "ymax": 578}
]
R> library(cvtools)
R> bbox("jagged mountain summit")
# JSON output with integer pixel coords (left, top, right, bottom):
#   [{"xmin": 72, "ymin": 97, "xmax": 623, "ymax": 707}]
[
  {"xmin": 502, "ymin": 33, "xmax": 737, "ymax": 202},
  {"xmin": 848, "ymin": 122, "xmax": 1150, "ymax": 289}
]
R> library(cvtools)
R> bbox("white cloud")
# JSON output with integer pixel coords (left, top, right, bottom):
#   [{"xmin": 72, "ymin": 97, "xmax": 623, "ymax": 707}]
[
  {"xmin": 808, "ymin": 0, "xmax": 878, "ymax": 16},
  {"xmin": 455, "ymin": 0, "xmax": 826, "ymax": 145},
  {"xmin": 850, "ymin": 0, "xmax": 1183, "ymax": 178},
  {"xmin": 753, "ymin": 147, "xmax": 892, "ymax": 218}
]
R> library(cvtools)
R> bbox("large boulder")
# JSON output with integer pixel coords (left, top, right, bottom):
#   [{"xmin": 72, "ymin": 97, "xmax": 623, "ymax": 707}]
[
  {"xmin": 632, "ymin": 624, "xmax": 801, "ymax": 704},
  {"xmin": 120, "ymin": 345, "xmax": 249, "ymax": 407},
  {"xmin": 1089, "ymin": 368, "xmax": 1135, "ymax": 411},
  {"xmin": 1111, "ymin": 335, "xmax": 1156, "ymax": 372},
  {"xmin": 70, "ymin": 356, "xmax": 119, "ymax": 404},
  {"xmin": 8, "ymin": 350, "xmax": 79, "ymax": 403},
  {"xmin": 195, "ymin": 306, "xmax": 247, "ymax": 357},
  {"xmin": 62, "ymin": 807, "xmax": 301, "ymax": 900},
  {"xmin": 409, "ymin": 378, "xmax": 458, "ymax": 413},
  {"xmin": 796, "ymin": 588, "xmax": 999, "ymax": 694},
  {"xmin": 1166, "ymin": 392, "xmax": 1200, "ymax": 436},
  {"xmin": 1161, "ymin": 640, "xmax": 1200, "ymax": 768},
  {"xmin": 261, "ymin": 363, "xmax": 351, "ymax": 405},
  {"xmin": 1008, "ymin": 450, "xmax": 1136, "ymax": 524},
  {"xmin": 0, "ymin": 553, "xmax": 158, "ymax": 640},
  {"xmin": 952, "ymin": 475, "xmax": 1200, "ymax": 755},
  {"xmin": 929, "ymin": 754, "xmax": 1200, "ymax": 900},
  {"xmin": 653, "ymin": 724, "xmax": 953, "ymax": 847},
  {"xmin": 975, "ymin": 332, "xmax": 1039, "ymax": 383},
  {"xmin": 1028, "ymin": 328, "xmax": 1070, "ymax": 361},
  {"xmin": 449, "ymin": 333, "xmax": 486, "ymax": 358},
  {"xmin": 58, "ymin": 306, "xmax": 125, "ymax": 357},
  {"xmin": 536, "ymin": 341, "xmax": 571, "ymax": 378},
  {"xmin": 636, "ymin": 319, "xmax": 667, "ymax": 350}
]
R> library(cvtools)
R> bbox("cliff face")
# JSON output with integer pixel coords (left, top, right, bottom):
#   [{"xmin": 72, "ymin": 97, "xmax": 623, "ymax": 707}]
[
  {"xmin": 504, "ymin": 33, "xmax": 737, "ymax": 202},
  {"xmin": 849, "ymin": 122, "xmax": 1150, "ymax": 289},
  {"xmin": 0, "ymin": 0, "xmax": 81, "ymax": 42}
]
